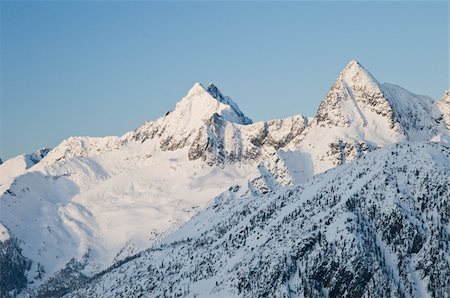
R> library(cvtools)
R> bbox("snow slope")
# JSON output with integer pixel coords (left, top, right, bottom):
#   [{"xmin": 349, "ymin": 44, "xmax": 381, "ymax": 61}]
[
  {"xmin": 1, "ymin": 60, "xmax": 449, "ymax": 297},
  {"xmin": 65, "ymin": 142, "xmax": 450, "ymax": 298},
  {"xmin": 0, "ymin": 148, "xmax": 50, "ymax": 194}
]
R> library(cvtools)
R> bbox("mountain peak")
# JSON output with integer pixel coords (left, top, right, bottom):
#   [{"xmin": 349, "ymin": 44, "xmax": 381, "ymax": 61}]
[
  {"xmin": 176, "ymin": 82, "xmax": 252, "ymax": 125},
  {"xmin": 186, "ymin": 82, "xmax": 234, "ymax": 104},
  {"xmin": 314, "ymin": 60, "xmax": 394, "ymax": 129},
  {"xmin": 339, "ymin": 60, "xmax": 380, "ymax": 87},
  {"xmin": 340, "ymin": 59, "xmax": 363, "ymax": 75},
  {"xmin": 126, "ymin": 82, "xmax": 253, "ymax": 148},
  {"xmin": 186, "ymin": 82, "xmax": 207, "ymax": 98},
  {"xmin": 346, "ymin": 59, "xmax": 361, "ymax": 68}
]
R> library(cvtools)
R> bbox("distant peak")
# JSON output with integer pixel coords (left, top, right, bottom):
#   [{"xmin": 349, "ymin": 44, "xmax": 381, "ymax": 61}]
[
  {"xmin": 338, "ymin": 59, "xmax": 380, "ymax": 88},
  {"xmin": 348, "ymin": 59, "xmax": 361, "ymax": 66},
  {"xmin": 186, "ymin": 82, "xmax": 206, "ymax": 98},
  {"xmin": 185, "ymin": 82, "xmax": 229, "ymax": 104},
  {"xmin": 341, "ymin": 59, "xmax": 366, "ymax": 74},
  {"xmin": 173, "ymin": 82, "xmax": 252, "ymax": 125},
  {"xmin": 314, "ymin": 60, "xmax": 389, "ymax": 128},
  {"xmin": 347, "ymin": 59, "xmax": 361, "ymax": 67}
]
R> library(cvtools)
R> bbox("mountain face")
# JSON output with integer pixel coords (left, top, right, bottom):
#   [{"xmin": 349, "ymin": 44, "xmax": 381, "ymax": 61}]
[
  {"xmin": 437, "ymin": 90, "xmax": 450, "ymax": 129},
  {"xmin": 121, "ymin": 83, "xmax": 252, "ymax": 152},
  {"xmin": 286, "ymin": 61, "xmax": 448, "ymax": 175},
  {"xmin": 64, "ymin": 142, "xmax": 450, "ymax": 298},
  {"xmin": 312, "ymin": 61, "xmax": 443, "ymax": 139},
  {"xmin": 1, "ymin": 82, "xmax": 305, "ymax": 297},
  {"xmin": 314, "ymin": 60, "xmax": 399, "ymax": 129},
  {"xmin": 0, "ymin": 148, "xmax": 51, "ymax": 189},
  {"xmin": 1, "ymin": 61, "xmax": 449, "ymax": 297}
]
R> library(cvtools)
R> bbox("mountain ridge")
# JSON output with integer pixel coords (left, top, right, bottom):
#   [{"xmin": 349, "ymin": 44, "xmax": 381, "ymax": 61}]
[{"xmin": 1, "ymin": 60, "xmax": 449, "ymax": 297}]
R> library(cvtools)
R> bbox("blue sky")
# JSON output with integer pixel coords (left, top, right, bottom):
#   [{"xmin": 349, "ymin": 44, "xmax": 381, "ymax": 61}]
[{"xmin": 1, "ymin": 1, "xmax": 448, "ymax": 160}]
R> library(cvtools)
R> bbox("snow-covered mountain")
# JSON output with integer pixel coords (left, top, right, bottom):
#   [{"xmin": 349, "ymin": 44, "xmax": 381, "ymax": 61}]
[
  {"xmin": 286, "ymin": 60, "xmax": 448, "ymax": 174},
  {"xmin": 1, "ymin": 60, "xmax": 449, "ymax": 297},
  {"xmin": 0, "ymin": 148, "xmax": 50, "ymax": 191},
  {"xmin": 1, "ymin": 82, "xmax": 306, "ymax": 297},
  {"xmin": 64, "ymin": 142, "xmax": 450, "ymax": 298},
  {"xmin": 437, "ymin": 89, "xmax": 450, "ymax": 129}
]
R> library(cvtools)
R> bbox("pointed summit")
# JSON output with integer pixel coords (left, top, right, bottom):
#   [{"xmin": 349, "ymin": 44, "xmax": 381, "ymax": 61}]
[
  {"xmin": 186, "ymin": 82, "xmax": 207, "ymax": 98},
  {"xmin": 312, "ymin": 60, "xmax": 442, "ymax": 142},
  {"xmin": 127, "ymin": 82, "xmax": 252, "ymax": 149},
  {"xmin": 173, "ymin": 82, "xmax": 252, "ymax": 125},
  {"xmin": 342, "ymin": 59, "xmax": 365, "ymax": 71},
  {"xmin": 184, "ymin": 82, "xmax": 233, "ymax": 105},
  {"xmin": 344, "ymin": 59, "xmax": 361, "ymax": 70},
  {"xmin": 339, "ymin": 60, "xmax": 381, "ymax": 90},
  {"xmin": 341, "ymin": 60, "xmax": 367, "ymax": 78},
  {"xmin": 314, "ymin": 60, "xmax": 395, "ymax": 129}
]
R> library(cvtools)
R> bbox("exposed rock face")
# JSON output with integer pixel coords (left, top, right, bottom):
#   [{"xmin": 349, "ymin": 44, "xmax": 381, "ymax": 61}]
[
  {"xmin": 124, "ymin": 83, "xmax": 253, "ymax": 154},
  {"xmin": 38, "ymin": 65, "xmax": 448, "ymax": 175},
  {"xmin": 206, "ymin": 83, "xmax": 252, "ymax": 125},
  {"xmin": 188, "ymin": 113, "xmax": 227, "ymax": 166},
  {"xmin": 326, "ymin": 140, "xmax": 378, "ymax": 167},
  {"xmin": 381, "ymin": 83, "xmax": 444, "ymax": 141},
  {"xmin": 28, "ymin": 148, "xmax": 52, "ymax": 164},
  {"xmin": 313, "ymin": 61, "xmax": 445, "ymax": 142},
  {"xmin": 315, "ymin": 60, "xmax": 397, "ymax": 129},
  {"xmin": 249, "ymin": 152, "xmax": 294, "ymax": 195},
  {"xmin": 286, "ymin": 61, "xmax": 449, "ymax": 176},
  {"xmin": 188, "ymin": 114, "xmax": 307, "ymax": 166}
]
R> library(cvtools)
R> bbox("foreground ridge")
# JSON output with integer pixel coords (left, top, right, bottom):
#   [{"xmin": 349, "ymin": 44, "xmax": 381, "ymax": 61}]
[{"xmin": 66, "ymin": 142, "xmax": 450, "ymax": 298}]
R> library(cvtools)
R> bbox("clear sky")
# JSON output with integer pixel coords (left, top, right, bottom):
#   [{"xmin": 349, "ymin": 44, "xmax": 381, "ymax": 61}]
[{"xmin": 1, "ymin": 1, "xmax": 449, "ymax": 160}]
